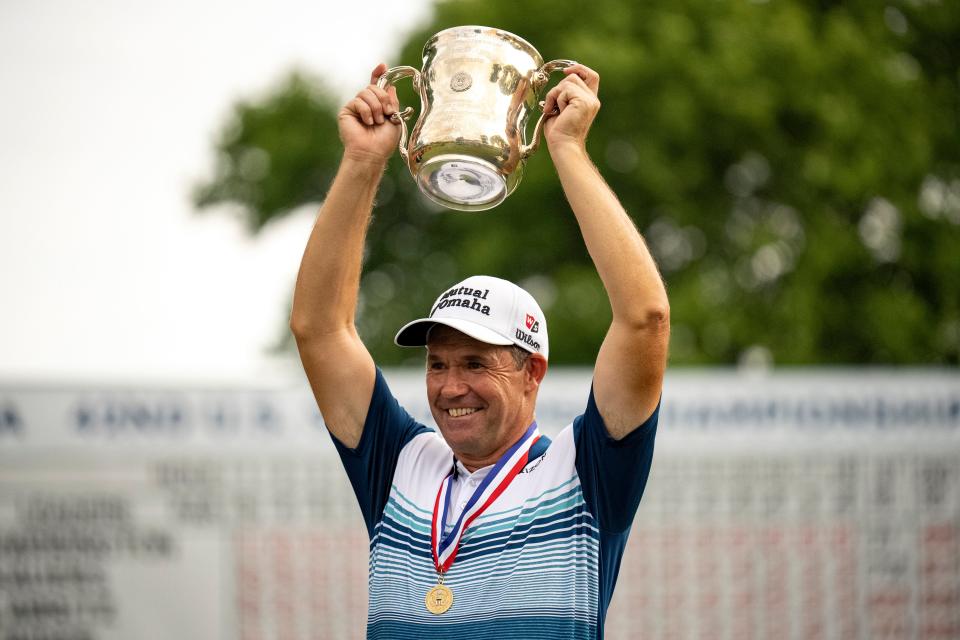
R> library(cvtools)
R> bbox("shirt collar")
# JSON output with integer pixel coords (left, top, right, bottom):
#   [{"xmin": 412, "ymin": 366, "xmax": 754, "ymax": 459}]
[{"xmin": 454, "ymin": 459, "xmax": 494, "ymax": 482}]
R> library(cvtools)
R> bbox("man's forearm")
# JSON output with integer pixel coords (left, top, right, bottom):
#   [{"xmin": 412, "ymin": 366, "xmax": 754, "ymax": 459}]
[
  {"xmin": 551, "ymin": 143, "xmax": 668, "ymax": 326},
  {"xmin": 290, "ymin": 153, "xmax": 387, "ymax": 337}
]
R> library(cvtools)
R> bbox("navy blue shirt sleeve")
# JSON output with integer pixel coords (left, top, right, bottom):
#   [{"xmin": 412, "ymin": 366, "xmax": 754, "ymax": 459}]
[
  {"xmin": 574, "ymin": 386, "xmax": 659, "ymax": 638},
  {"xmin": 573, "ymin": 386, "xmax": 659, "ymax": 534},
  {"xmin": 330, "ymin": 368, "xmax": 432, "ymax": 538}
]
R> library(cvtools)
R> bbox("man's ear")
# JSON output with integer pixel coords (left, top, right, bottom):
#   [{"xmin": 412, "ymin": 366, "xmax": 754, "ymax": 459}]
[{"xmin": 525, "ymin": 354, "xmax": 548, "ymax": 390}]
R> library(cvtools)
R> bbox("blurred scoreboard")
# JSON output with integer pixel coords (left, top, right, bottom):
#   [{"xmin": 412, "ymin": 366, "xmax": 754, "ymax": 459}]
[{"xmin": 1, "ymin": 369, "xmax": 958, "ymax": 639}]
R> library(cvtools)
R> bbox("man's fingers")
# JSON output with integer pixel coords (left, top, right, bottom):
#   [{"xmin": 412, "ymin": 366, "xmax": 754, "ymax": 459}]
[
  {"xmin": 543, "ymin": 86, "xmax": 561, "ymax": 115},
  {"xmin": 543, "ymin": 85, "xmax": 573, "ymax": 116},
  {"xmin": 359, "ymin": 87, "xmax": 386, "ymax": 124},
  {"xmin": 559, "ymin": 73, "xmax": 593, "ymax": 96},
  {"xmin": 367, "ymin": 64, "xmax": 401, "ymax": 115},
  {"xmin": 351, "ymin": 97, "xmax": 374, "ymax": 126},
  {"xmin": 564, "ymin": 63, "xmax": 598, "ymax": 82},
  {"xmin": 369, "ymin": 63, "xmax": 387, "ymax": 86},
  {"xmin": 544, "ymin": 81, "xmax": 580, "ymax": 115},
  {"xmin": 368, "ymin": 85, "xmax": 395, "ymax": 117},
  {"xmin": 563, "ymin": 64, "xmax": 600, "ymax": 93},
  {"xmin": 346, "ymin": 64, "xmax": 401, "ymax": 126},
  {"xmin": 385, "ymin": 85, "xmax": 399, "ymax": 113}
]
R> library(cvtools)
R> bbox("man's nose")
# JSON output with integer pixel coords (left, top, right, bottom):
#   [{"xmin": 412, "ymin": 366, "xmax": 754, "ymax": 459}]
[{"xmin": 439, "ymin": 369, "xmax": 469, "ymax": 397}]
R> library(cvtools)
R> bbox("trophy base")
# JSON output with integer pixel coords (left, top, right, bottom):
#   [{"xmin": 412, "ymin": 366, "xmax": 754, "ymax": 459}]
[{"xmin": 417, "ymin": 155, "xmax": 507, "ymax": 212}]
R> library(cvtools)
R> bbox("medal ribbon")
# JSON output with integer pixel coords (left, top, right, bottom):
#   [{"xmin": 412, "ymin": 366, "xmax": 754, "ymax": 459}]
[{"xmin": 431, "ymin": 422, "xmax": 540, "ymax": 575}]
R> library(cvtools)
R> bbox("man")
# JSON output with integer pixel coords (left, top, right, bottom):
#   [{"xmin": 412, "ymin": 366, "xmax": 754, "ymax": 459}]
[{"xmin": 291, "ymin": 61, "xmax": 669, "ymax": 639}]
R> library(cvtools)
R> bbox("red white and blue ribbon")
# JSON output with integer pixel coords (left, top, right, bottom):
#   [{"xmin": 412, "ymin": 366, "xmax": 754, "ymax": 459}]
[{"xmin": 431, "ymin": 422, "xmax": 541, "ymax": 575}]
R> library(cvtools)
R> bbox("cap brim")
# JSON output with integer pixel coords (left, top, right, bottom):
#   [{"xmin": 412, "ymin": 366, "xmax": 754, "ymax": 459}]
[{"xmin": 394, "ymin": 317, "xmax": 513, "ymax": 348}]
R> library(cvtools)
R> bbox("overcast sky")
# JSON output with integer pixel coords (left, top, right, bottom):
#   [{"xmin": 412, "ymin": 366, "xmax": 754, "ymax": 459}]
[{"xmin": 0, "ymin": 0, "xmax": 432, "ymax": 382}]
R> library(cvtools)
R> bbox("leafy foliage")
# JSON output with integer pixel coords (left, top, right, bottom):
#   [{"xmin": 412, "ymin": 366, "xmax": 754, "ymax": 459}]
[
  {"xmin": 194, "ymin": 71, "xmax": 342, "ymax": 231},
  {"xmin": 195, "ymin": 0, "xmax": 960, "ymax": 366}
]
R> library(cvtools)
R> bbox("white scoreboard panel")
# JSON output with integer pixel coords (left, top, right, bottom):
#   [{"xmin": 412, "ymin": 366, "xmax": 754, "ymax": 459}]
[{"xmin": 1, "ymin": 369, "xmax": 958, "ymax": 640}]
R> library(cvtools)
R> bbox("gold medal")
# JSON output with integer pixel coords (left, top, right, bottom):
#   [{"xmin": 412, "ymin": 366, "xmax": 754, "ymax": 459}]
[{"xmin": 425, "ymin": 583, "xmax": 453, "ymax": 614}]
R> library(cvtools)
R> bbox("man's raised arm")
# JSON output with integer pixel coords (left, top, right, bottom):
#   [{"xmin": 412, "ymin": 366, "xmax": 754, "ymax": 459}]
[
  {"xmin": 543, "ymin": 65, "xmax": 670, "ymax": 439},
  {"xmin": 290, "ymin": 64, "xmax": 399, "ymax": 448}
]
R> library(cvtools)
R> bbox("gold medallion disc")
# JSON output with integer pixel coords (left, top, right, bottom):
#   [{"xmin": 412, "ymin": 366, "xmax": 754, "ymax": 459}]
[{"xmin": 425, "ymin": 583, "xmax": 454, "ymax": 614}]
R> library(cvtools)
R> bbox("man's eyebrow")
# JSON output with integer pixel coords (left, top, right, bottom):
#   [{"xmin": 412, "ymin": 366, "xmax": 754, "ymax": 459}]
[
  {"xmin": 426, "ymin": 350, "xmax": 496, "ymax": 361},
  {"xmin": 465, "ymin": 351, "xmax": 502, "ymax": 363}
]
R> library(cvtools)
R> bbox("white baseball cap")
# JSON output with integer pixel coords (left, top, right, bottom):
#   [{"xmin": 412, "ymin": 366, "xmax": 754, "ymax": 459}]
[{"xmin": 394, "ymin": 275, "xmax": 549, "ymax": 359}]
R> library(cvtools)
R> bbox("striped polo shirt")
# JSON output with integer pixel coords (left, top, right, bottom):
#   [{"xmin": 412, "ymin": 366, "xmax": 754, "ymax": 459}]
[{"xmin": 332, "ymin": 369, "xmax": 658, "ymax": 639}]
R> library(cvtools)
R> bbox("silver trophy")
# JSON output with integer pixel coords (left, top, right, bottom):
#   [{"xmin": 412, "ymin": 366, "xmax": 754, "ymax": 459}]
[{"xmin": 378, "ymin": 26, "xmax": 575, "ymax": 212}]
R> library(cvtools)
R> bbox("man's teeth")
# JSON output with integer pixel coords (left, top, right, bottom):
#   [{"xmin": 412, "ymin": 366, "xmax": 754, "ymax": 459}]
[{"xmin": 447, "ymin": 408, "xmax": 479, "ymax": 417}]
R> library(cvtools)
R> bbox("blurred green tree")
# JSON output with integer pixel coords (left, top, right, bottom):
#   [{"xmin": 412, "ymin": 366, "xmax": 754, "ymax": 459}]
[{"xmin": 195, "ymin": 0, "xmax": 959, "ymax": 366}]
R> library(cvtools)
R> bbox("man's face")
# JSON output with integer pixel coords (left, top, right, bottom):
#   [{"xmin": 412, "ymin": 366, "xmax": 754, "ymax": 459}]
[{"xmin": 425, "ymin": 326, "xmax": 535, "ymax": 469}]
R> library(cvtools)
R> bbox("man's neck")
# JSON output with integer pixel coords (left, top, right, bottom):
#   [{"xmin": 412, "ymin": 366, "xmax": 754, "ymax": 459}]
[{"xmin": 455, "ymin": 418, "xmax": 537, "ymax": 473}]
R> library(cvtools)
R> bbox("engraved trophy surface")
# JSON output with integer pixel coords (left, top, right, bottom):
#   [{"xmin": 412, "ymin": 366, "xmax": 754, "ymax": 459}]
[{"xmin": 378, "ymin": 26, "xmax": 575, "ymax": 212}]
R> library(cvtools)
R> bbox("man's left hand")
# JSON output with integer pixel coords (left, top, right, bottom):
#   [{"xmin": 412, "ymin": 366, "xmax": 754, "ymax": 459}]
[{"xmin": 542, "ymin": 64, "xmax": 601, "ymax": 153}]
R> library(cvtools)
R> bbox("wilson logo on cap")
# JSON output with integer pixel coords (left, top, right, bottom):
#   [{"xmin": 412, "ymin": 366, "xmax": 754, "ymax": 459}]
[{"xmin": 525, "ymin": 314, "xmax": 540, "ymax": 333}]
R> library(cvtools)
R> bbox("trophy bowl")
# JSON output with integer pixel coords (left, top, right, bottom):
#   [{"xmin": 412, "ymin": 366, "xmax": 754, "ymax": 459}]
[{"xmin": 378, "ymin": 26, "xmax": 575, "ymax": 212}]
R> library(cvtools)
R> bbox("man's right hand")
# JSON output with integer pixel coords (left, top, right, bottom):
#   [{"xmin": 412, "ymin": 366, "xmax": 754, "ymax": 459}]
[{"xmin": 338, "ymin": 63, "xmax": 402, "ymax": 163}]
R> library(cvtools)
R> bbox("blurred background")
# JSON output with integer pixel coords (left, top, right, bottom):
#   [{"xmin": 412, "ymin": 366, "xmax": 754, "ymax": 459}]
[{"xmin": 1, "ymin": 0, "xmax": 958, "ymax": 638}]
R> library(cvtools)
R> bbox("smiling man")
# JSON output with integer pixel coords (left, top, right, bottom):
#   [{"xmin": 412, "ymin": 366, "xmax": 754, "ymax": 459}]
[
  {"xmin": 398, "ymin": 278, "xmax": 549, "ymax": 469},
  {"xmin": 291, "ymin": 62, "xmax": 669, "ymax": 639}
]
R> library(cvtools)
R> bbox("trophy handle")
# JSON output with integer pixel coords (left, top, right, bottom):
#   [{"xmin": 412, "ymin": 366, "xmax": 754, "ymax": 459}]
[
  {"xmin": 376, "ymin": 66, "xmax": 421, "ymax": 165},
  {"xmin": 521, "ymin": 59, "xmax": 578, "ymax": 160}
]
